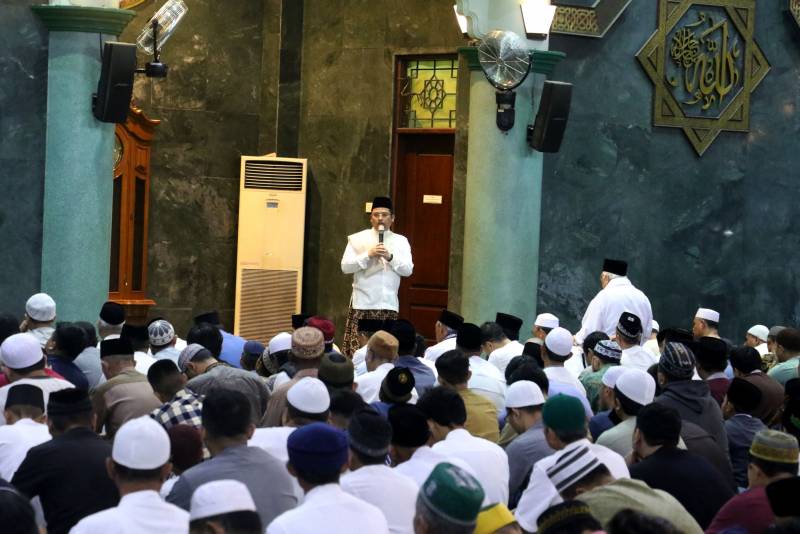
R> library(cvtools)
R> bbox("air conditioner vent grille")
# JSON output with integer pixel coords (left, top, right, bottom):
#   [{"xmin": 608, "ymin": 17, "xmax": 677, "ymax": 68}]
[
  {"xmin": 238, "ymin": 269, "xmax": 297, "ymax": 341},
  {"xmin": 244, "ymin": 160, "xmax": 303, "ymax": 191}
]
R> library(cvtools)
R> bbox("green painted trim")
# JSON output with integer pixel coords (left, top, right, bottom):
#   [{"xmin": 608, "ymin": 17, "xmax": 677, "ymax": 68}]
[
  {"xmin": 460, "ymin": 47, "xmax": 566, "ymax": 76},
  {"xmin": 31, "ymin": 5, "xmax": 135, "ymax": 35},
  {"xmin": 458, "ymin": 46, "xmax": 481, "ymax": 71},
  {"xmin": 532, "ymin": 50, "xmax": 566, "ymax": 76}
]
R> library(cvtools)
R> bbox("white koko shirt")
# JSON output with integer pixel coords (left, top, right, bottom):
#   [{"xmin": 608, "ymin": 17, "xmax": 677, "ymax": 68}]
[
  {"xmin": 432, "ymin": 428, "xmax": 510, "ymax": 505},
  {"xmin": 574, "ymin": 277, "xmax": 653, "ymax": 346},
  {"xmin": 267, "ymin": 483, "xmax": 389, "ymax": 534},
  {"xmin": 341, "ymin": 464, "xmax": 418, "ymax": 534},
  {"xmin": 70, "ymin": 490, "xmax": 189, "ymax": 534},
  {"xmin": 423, "ymin": 335, "xmax": 457, "ymax": 363},
  {"xmin": 0, "ymin": 419, "xmax": 51, "ymax": 480},
  {"xmin": 341, "ymin": 228, "xmax": 413, "ymax": 311}
]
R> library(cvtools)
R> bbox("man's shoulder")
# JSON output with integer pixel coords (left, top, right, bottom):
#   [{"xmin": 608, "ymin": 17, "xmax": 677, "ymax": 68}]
[
  {"xmin": 71, "ymin": 507, "xmax": 120, "ymax": 532},
  {"xmin": 348, "ymin": 228, "xmax": 374, "ymax": 241}
]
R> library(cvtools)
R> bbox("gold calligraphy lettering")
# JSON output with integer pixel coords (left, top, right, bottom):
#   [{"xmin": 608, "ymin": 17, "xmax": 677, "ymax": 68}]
[{"xmin": 667, "ymin": 11, "xmax": 742, "ymax": 111}]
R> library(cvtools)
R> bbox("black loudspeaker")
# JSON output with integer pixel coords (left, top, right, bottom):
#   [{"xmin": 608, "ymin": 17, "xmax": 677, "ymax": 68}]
[
  {"xmin": 93, "ymin": 42, "xmax": 137, "ymax": 124},
  {"xmin": 529, "ymin": 81, "xmax": 573, "ymax": 153}
]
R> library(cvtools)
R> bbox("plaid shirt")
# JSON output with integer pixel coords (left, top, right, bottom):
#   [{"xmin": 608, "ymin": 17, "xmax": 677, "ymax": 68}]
[{"xmin": 150, "ymin": 388, "xmax": 204, "ymax": 429}]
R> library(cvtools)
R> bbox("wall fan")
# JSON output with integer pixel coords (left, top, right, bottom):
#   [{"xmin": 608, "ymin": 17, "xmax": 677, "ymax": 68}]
[{"xmin": 477, "ymin": 30, "xmax": 531, "ymax": 131}]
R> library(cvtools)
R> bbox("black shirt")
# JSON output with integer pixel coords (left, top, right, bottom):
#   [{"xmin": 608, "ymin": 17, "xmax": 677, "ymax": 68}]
[
  {"xmin": 12, "ymin": 427, "xmax": 119, "ymax": 534},
  {"xmin": 630, "ymin": 446, "xmax": 734, "ymax": 529}
]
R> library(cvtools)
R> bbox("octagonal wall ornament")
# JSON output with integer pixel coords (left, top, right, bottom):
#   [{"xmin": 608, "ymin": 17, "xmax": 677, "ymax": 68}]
[
  {"xmin": 551, "ymin": 0, "xmax": 633, "ymax": 38},
  {"xmin": 636, "ymin": 0, "xmax": 770, "ymax": 156}
]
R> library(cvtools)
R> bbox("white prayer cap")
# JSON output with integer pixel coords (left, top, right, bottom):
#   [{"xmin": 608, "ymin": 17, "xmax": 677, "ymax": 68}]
[
  {"xmin": 189, "ymin": 480, "xmax": 257, "ymax": 521},
  {"xmin": 695, "ymin": 308, "xmax": 720, "ymax": 323},
  {"xmin": 190, "ymin": 480, "xmax": 257, "ymax": 520},
  {"xmin": 148, "ymin": 319, "xmax": 175, "ymax": 347},
  {"xmin": 287, "ymin": 377, "xmax": 330, "ymax": 414},
  {"xmin": 601, "ymin": 365, "xmax": 627, "ymax": 388},
  {"xmin": 650, "ymin": 320, "xmax": 660, "ymax": 333},
  {"xmin": 534, "ymin": 313, "xmax": 559, "ymax": 329},
  {"xmin": 506, "ymin": 380, "xmax": 546, "ymax": 408},
  {"xmin": 112, "ymin": 416, "xmax": 170, "ymax": 469},
  {"xmin": 25, "ymin": 293, "xmax": 56, "ymax": 322},
  {"xmin": 615, "ymin": 369, "xmax": 656, "ymax": 406},
  {"xmin": 0, "ymin": 333, "xmax": 44, "ymax": 369},
  {"xmin": 747, "ymin": 325, "xmax": 769, "ymax": 343},
  {"xmin": 544, "ymin": 327, "xmax": 573, "ymax": 358},
  {"xmin": 268, "ymin": 332, "xmax": 292, "ymax": 354}
]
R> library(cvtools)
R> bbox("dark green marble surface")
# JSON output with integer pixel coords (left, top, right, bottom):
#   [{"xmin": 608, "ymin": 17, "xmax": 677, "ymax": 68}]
[
  {"xmin": 539, "ymin": 2, "xmax": 800, "ymax": 338},
  {"xmin": 0, "ymin": 1, "xmax": 48, "ymax": 316}
]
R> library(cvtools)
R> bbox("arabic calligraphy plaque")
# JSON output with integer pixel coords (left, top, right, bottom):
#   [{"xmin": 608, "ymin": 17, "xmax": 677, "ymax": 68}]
[{"xmin": 637, "ymin": 0, "xmax": 770, "ymax": 156}]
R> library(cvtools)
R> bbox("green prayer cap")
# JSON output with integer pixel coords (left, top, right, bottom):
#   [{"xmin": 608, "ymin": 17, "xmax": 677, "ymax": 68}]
[
  {"xmin": 420, "ymin": 462, "xmax": 485, "ymax": 526},
  {"xmin": 542, "ymin": 394, "xmax": 586, "ymax": 434}
]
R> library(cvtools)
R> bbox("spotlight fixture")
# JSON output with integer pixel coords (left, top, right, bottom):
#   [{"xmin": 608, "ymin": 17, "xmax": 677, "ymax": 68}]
[
  {"xmin": 453, "ymin": 4, "xmax": 469, "ymax": 38},
  {"xmin": 520, "ymin": 0, "xmax": 557, "ymax": 40}
]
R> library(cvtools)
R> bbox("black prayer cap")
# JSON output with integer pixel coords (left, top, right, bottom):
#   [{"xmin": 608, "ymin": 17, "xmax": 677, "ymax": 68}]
[
  {"xmin": 766, "ymin": 477, "xmax": 800, "ymax": 518},
  {"xmin": 602, "ymin": 258, "xmax": 628, "ymax": 276},
  {"xmin": 635, "ymin": 402, "xmax": 681, "ymax": 446},
  {"xmin": 691, "ymin": 336, "xmax": 729, "ymax": 370},
  {"xmin": 371, "ymin": 196, "xmax": 393, "ymax": 211},
  {"xmin": 438, "ymin": 309, "xmax": 464, "ymax": 330},
  {"xmin": 656, "ymin": 327, "xmax": 694, "ymax": 346},
  {"xmin": 388, "ymin": 404, "xmax": 430, "ymax": 447},
  {"xmin": 456, "ymin": 323, "xmax": 482, "ymax": 352},
  {"xmin": 380, "ymin": 367, "xmax": 415, "ymax": 403},
  {"xmin": 729, "ymin": 346, "xmax": 761, "ymax": 374},
  {"xmin": 6, "ymin": 384, "xmax": 44, "ymax": 411},
  {"xmin": 292, "ymin": 313, "xmax": 311, "ymax": 330},
  {"xmin": 100, "ymin": 337, "xmax": 133, "ymax": 358},
  {"xmin": 381, "ymin": 319, "xmax": 397, "ymax": 332},
  {"xmin": 617, "ymin": 312, "xmax": 642, "ymax": 338},
  {"xmin": 194, "ymin": 311, "xmax": 221, "ymax": 327},
  {"xmin": 726, "ymin": 377, "xmax": 762, "ymax": 414},
  {"xmin": 495, "ymin": 313, "xmax": 523, "ymax": 339},
  {"xmin": 348, "ymin": 408, "xmax": 392, "ymax": 457},
  {"xmin": 99, "ymin": 301, "xmax": 125, "ymax": 325},
  {"xmin": 48, "ymin": 388, "xmax": 92, "ymax": 416},
  {"xmin": 120, "ymin": 323, "xmax": 149, "ymax": 343},
  {"xmin": 357, "ymin": 318, "xmax": 383, "ymax": 333},
  {"xmin": 390, "ymin": 319, "xmax": 416, "ymax": 353}
]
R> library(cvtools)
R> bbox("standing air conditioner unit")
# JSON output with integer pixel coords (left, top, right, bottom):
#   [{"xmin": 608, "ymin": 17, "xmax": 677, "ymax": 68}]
[{"xmin": 233, "ymin": 154, "xmax": 307, "ymax": 342}]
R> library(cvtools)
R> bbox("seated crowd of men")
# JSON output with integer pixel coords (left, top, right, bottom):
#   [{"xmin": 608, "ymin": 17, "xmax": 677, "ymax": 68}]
[{"xmin": 0, "ymin": 292, "xmax": 799, "ymax": 534}]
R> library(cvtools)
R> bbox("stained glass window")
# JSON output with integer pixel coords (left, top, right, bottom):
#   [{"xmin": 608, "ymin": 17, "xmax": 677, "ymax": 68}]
[{"xmin": 399, "ymin": 58, "xmax": 458, "ymax": 129}]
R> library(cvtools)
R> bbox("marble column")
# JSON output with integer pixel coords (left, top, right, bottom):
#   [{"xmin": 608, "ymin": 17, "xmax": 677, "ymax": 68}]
[
  {"xmin": 456, "ymin": 0, "xmax": 563, "ymax": 334},
  {"xmin": 32, "ymin": 5, "xmax": 134, "ymax": 321}
]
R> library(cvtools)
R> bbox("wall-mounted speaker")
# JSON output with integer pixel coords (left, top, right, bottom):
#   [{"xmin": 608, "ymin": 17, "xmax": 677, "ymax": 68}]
[
  {"xmin": 92, "ymin": 42, "xmax": 137, "ymax": 124},
  {"xmin": 528, "ymin": 81, "xmax": 573, "ymax": 153}
]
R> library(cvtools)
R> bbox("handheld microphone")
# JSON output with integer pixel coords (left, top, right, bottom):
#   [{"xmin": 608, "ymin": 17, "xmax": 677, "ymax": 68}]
[{"xmin": 378, "ymin": 224, "xmax": 385, "ymax": 244}]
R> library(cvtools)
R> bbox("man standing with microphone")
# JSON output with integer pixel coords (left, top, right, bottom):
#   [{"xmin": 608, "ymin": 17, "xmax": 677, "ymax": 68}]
[{"xmin": 341, "ymin": 197, "xmax": 413, "ymax": 357}]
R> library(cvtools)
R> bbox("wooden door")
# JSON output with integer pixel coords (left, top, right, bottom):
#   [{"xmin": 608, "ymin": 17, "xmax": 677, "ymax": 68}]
[{"xmin": 394, "ymin": 133, "xmax": 455, "ymax": 343}]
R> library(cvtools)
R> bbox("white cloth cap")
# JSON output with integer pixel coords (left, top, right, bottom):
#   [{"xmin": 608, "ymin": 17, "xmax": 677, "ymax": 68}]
[
  {"xmin": 615, "ymin": 369, "xmax": 656, "ymax": 406},
  {"xmin": 287, "ymin": 376, "xmax": 330, "ymax": 414},
  {"xmin": 601, "ymin": 365, "xmax": 627, "ymax": 388},
  {"xmin": 534, "ymin": 313, "xmax": 559, "ymax": 329},
  {"xmin": 25, "ymin": 293, "xmax": 56, "ymax": 322},
  {"xmin": 506, "ymin": 380, "xmax": 546, "ymax": 408},
  {"xmin": 695, "ymin": 308, "xmax": 720, "ymax": 323},
  {"xmin": 0, "ymin": 333, "xmax": 43, "ymax": 369},
  {"xmin": 747, "ymin": 324, "xmax": 769, "ymax": 343},
  {"xmin": 650, "ymin": 320, "xmax": 660, "ymax": 333},
  {"xmin": 544, "ymin": 327, "xmax": 573, "ymax": 357},
  {"xmin": 268, "ymin": 332, "xmax": 292, "ymax": 354},
  {"xmin": 112, "ymin": 416, "xmax": 170, "ymax": 469},
  {"xmin": 190, "ymin": 479, "xmax": 257, "ymax": 520}
]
